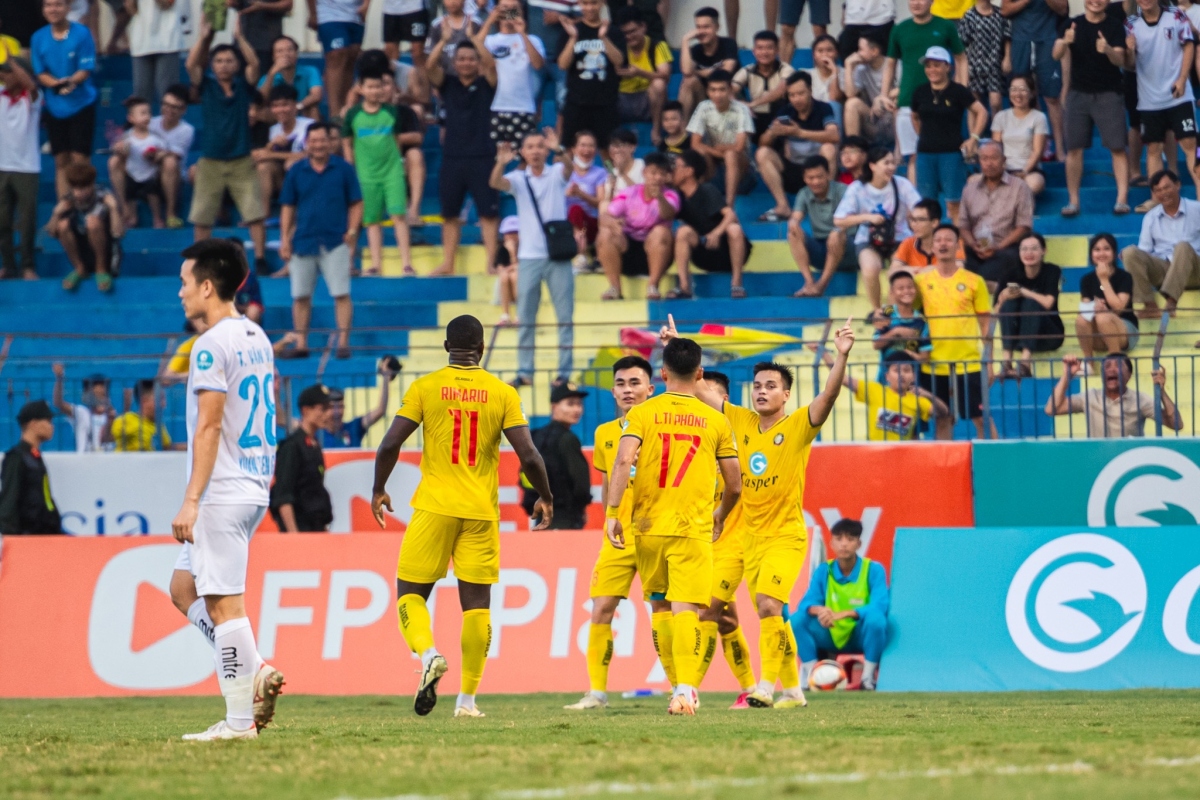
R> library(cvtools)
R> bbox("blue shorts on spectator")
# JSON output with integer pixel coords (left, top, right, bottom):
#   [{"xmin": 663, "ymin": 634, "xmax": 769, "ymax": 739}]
[
  {"xmin": 318, "ymin": 22, "xmax": 364, "ymax": 54},
  {"xmin": 916, "ymin": 152, "xmax": 967, "ymax": 204}
]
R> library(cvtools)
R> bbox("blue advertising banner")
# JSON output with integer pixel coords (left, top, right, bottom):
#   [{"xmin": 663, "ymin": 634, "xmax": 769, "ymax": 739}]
[
  {"xmin": 882, "ymin": 526, "xmax": 1200, "ymax": 691},
  {"xmin": 973, "ymin": 440, "xmax": 1200, "ymax": 528}
]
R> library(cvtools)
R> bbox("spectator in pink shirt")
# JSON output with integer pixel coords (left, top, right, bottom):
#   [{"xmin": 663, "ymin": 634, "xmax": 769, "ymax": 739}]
[{"xmin": 597, "ymin": 152, "xmax": 679, "ymax": 300}]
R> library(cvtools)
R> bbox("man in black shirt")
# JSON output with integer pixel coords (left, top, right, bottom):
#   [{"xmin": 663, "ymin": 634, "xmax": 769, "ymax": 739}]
[
  {"xmin": 558, "ymin": 0, "xmax": 625, "ymax": 151},
  {"xmin": 678, "ymin": 6, "xmax": 739, "ymax": 120},
  {"xmin": 1053, "ymin": 0, "xmax": 1130, "ymax": 216},
  {"xmin": 270, "ymin": 385, "xmax": 334, "ymax": 533},
  {"xmin": 0, "ymin": 401, "xmax": 63, "ymax": 535},
  {"xmin": 426, "ymin": 34, "xmax": 501, "ymax": 276},
  {"xmin": 522, "ymin": 383, "xmax": 592, "ymax": 529},
  {"xmin": 663, "ymin": 149, "xmax": 751, "ymax": 300}
]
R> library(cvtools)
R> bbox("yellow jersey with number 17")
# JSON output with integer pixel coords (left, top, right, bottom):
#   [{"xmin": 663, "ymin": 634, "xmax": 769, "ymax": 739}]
[
  {"xmin": 396, "ymin": 364, "xmax": 527, "ymax": 521},
  {"xmin": 621, "ymin": 392, "xmax": 738, "ymax": 540},
  {"xmin": 723, "ymin": 403, "xmax": 819, "ymax": 541}
]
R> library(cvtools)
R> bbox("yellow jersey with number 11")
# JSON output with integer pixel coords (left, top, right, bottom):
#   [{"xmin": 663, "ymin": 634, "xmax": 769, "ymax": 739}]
[
  {"xmin": 621, "ymin": 392, "xmax": 738, "ymax": 540},
  {"xmin": 396, "ymin": 365, "xmax": 527, "ymax": 521}
]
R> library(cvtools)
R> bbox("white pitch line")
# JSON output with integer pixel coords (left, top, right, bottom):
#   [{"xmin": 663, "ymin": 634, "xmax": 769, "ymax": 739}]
[{"xmin": 340, "ymin": 754, "xmax": 1200, "ymax": 800}]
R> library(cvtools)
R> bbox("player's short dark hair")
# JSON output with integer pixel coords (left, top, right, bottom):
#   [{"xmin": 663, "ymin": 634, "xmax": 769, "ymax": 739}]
[
  {"xmin": 787, "ymin": 70, "xmax": 813, "ymax": 88},
  {"xmin": 801, "ymin": 155, "xmax": 829, "ymax": 175},
  {"xmin": 123, "ymin": 94, "xmax": 149, "ymax": 110},
  {"xmin": 707, "ymin": 68, "xmax": 733, "ymax": 86},
  {"xmin": 164, "ymin": 83, "xmax": 191, "ymax": 105},
  {"xmin": 705, "ymin": 370, "xmax": 730, "ymax": 394},
  {"xmin": 643, "ymin": 152, "xmax": 672, "ymax": 172},
  {"xmin": 446, "ymin": 315, "xmax": 485, "ymax": 350},
  {"xmin": 831, "ymin": 518, "xmax": 863, "ymax": 537},
  {"xmin": 268, "ymin": 82, "xmax": 299, "ymax": 103},
  {"xmin": 934, "ymin": 222, "xmax": 960, "ymax": 239},
  {"xmin": 182, "ymin": 239, "xmax": 249, "ymax": 301},
  {"xmin": 754, "ymin": 30, "xmax": 779, "ymax": 44},
  {"xmin": 1150, "ymin": 169, "xmax": 1180, "ymax": 188},
  {"xmin": 662, "ymin": 100, "xmax": 684, "ymax": 117},
  {"xmin": 753, "ymin": 361, "xmax": 794, "ymax": 390},
  {"xmin": 662, "ymin": 338, "xmax": 703, "ymax": 378},
  {"xmin": 889, "ymin": 270, "xmax": 917, "ymax": 285},
  {"xmin": 612, "ymin": 355, "xmax": 653, "ymax": 380},
  {"xmin": 678, "ymin": 149, "xmax": 708, "ymax": 180},
  {"xmin": 913, "ymin": 197, "xmax": 942, "ymax": 221},
  {"xmin": 694, "ymin": 6, "xmax": 720, "ymax": 22},
  {"xmin": 610, "ymin": 127, "xmax": 638, "ymax": 146},
  {"xmin": 614, "ymin": 6, "xmax": 644, "ymax": 25},
  {"xmin": 356, "ymin": 48, "xmax": 391, "ymax": 81}
]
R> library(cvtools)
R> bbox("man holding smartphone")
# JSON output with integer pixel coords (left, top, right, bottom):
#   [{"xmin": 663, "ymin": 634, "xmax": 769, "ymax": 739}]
[{"xmin": 755, "ymin": 71, "xmax": 840, "ymax": 223}]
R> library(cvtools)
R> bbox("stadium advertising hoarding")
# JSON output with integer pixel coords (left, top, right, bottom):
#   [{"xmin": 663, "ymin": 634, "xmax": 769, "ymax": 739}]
[
  {"xmin": 973, "ymin": 440, "xmax": 1200, "ymax": 528},
  {"xmin": 0, "ymin": 443, "xmax": 972, "ymax": 698},
  {"xmin": 883, "ymin": 526, "xmax": 1200, "ymax": 691}
]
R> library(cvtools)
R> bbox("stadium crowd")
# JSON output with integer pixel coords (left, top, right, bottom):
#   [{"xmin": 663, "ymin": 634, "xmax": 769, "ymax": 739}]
[{"xmin": 0, "ymin": 0, "xmax": 1197, "ymax": 439}]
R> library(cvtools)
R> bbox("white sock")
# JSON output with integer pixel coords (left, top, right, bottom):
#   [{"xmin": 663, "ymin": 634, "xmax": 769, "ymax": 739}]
[
  {"xmin": 674, "ymin": 683, "xmax": 695, "ymax": 699},
  {"xmin": 756, "ymin": 680, "xmax": 775, "ymax": 696},
  {"xmin": 421, "ymin": 647, "xmax": 439, "ymax": 669},
  {"xmin": 862, "ymin": 661, "xmax": 878, "ymax": 689},
  {"xmin": 214, "ymin": 617, "xmax": 259, "ymax": 732},
  {"xmin": 800, "ymin": 661, "xmax": 813, "ymax": 687},
  {"xmin": 456, "ymin": 693, "xmax": 475, "ymax": 709},
  {"xmin": 781, "ymin": 686, "xmax": 805, "ymax": 699},
  {"xmin": 187, "ymin": 599, "xmax": 216, "ymax": 648},
  {"xmin": 589, "ymin": 690, "xmax": 608, "ymax": 702}
]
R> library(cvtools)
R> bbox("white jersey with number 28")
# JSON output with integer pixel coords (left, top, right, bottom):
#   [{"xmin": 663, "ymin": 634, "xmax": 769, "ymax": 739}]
[{"xmin": 186, "ymin": 316, "xmax": 277, "ymax": 506}]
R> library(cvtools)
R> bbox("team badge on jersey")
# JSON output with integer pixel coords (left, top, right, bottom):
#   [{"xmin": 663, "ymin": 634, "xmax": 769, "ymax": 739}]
[
  {"xmin": 196, "ymin": 350, "xmax": 214, "ymax": 371},
  {"xmin": 773, "ymin": 433, "xmax": 784, "ymax": 445}
]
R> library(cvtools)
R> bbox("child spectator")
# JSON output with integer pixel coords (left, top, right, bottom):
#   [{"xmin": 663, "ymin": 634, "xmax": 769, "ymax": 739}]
[
  {"xmin": 342, "ymin": 69, "xmax": 413, "ymax": 276},
  {"xmin": 991, "ymin": 74, "xmax": 1049, "ymax": 196},
  {"xmin": 597, "ymin": 152, "xmax": 679, "ymax": 300},
  {"xmin": 957, "ymin": 0, "xmax": 1010, "ymax": 118},
  {"xmin": 842, "ymin": 36, "xmax": 895, "ymax": 149},
  {"xmin": 254, "ymin": 84, "xmax": 313, "ymax": 225},
  {"xmin": 873, "ymin": 272, "xmax": 933, "ymax": 375},
  {"xmin": 823, "ymin": 350, "xmax": 946, "ymax": 440},
  {"xmin": 837, "ymin": 135, "xmax": 870, "ymax": 184},
  {"xmin": 732, "ymin": 30, "xmax": 796, "ymax": 140},
  {"xmin": 51, "ymin": 362, "xmax": 114, "ymax": 451},
  {"xmin": 686, "ymin": 69, "xmax": 755, "ymax": 207},
  {"xmin": 46, "ymin": 162, "xmax": 122, "ymax": 292},
  {"xmin": 890, "ymin": 197, "xmax": 966, "ymax": 275},
  {"xmin": 755, "ymin": 71, "xmax": 840, "ymax": 223},
  {"xmin": 656, "ymin": 101, "xmax": 693, "ymax": 156},
  {"xmin": 565, "ymin": 130, "xmax": 607, "ymax": 272},
  {"xmin": 108, "ymin": 96, "xmax": 168, "ymax": 229},
  {"xmin": 496, "ymin": 215, "xmax": 520, "ymax": 325},
  {"xmin": 148, "ymin": 84, "xmax": 193, "ymax": 228},
  {"xmin": 558, "ymin": 0, "xmax": 625, "ymax": 152}
]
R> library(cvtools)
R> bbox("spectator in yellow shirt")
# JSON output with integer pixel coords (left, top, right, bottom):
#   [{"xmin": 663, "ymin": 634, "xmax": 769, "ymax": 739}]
[
  {"xmin": 614, "ymin": 8, "xmax": 671, "ymax": 145},
  {"xmin": 822, "ymin": 349, "xmax": 948, "ymax": 440},
  {"xmin": 159, "ymin": 318, "xmax": 209, "ymax": 385},
  {"xmin": 112, "ymin": 380, "xmax": 177, "ymax": 451}
]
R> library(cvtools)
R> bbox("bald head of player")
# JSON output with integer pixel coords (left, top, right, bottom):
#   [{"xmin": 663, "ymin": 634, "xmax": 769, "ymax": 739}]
[
  {"xmin": 751, "ymin": 361, "xmax": 793, "ymax": 416},
  {"xmin": 179, "ymin": 239, "xmax": 249, "ymax": 325},
  {"xmin": 661, "ymin": 337, "xmax": 704, "ymax": 390},
  {"xmin": 444, "ymin": 315, "xmax": 486, "ymax": 363}
]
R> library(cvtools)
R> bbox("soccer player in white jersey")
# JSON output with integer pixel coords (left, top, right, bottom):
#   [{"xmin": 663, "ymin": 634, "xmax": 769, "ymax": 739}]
[{"xmin": 170, "ymin": 239, "xmax": 283, "ymax": 741}]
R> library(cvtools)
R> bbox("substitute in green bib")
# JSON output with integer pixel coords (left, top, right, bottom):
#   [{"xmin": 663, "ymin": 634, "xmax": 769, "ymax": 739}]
[{"xmin": 792, "ymin": 518, "xmax": 889, "ymax": 690}]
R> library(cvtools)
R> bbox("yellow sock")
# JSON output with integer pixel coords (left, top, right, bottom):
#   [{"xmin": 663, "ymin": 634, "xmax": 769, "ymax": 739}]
[
  {"xmin": 671, "ymin": 610, "xmax": 703, "ymax": 688},
  {"xmin": 459, "ymin": 608, "xmax": 491, "ymax": 696},
  {"xmin": 779, "ymin": 621, "xmax": 800, "ymax": 690},
  {"xmin": 695, "ymin": 620, "xmax": 719, "ymax": 686},
  {"xmin": 396, "ymin": 593, "xmax": 435, "ymax": 655},
  {"xmin": 586, "ymin": 623, "xmax": 614, "ymax": 693},
  {"xmin": 651, "ymin": 611, "xmax": 678, "ymax": 687},
  {"xmin": 722, "ymin": 626, "xmax": 757, "ymax": 691},
  {"xmin": 758, "ymin": 615, "xmax": 787, "ymax": 686}
]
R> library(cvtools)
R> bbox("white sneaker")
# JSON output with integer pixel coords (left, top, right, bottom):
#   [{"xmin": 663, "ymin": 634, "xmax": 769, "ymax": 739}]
[
  {"xmin": 453, "ymin": 705, "xmax": 486, "ymax": 718},
  {"xmin": 182, "ymin": 720, "xmax": 258, "ymax": 741},
  {"xmin": 253, "ymin": 664, "xmax": 285, "ymax": 731},
  {"xmin": 564, "ymin": 692, "xmax": 608, "ymax": 710}
]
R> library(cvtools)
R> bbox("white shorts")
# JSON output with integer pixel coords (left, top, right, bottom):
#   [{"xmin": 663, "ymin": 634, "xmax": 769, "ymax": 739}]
[
  {"xmin": 174, "ymin": 504, "xmax": 267, "ymax": 597},
  {"xmin": 289, "ymin": 243, "xmax": 352, "ymax": 300},
  {"xmin": 896, "ymin": 107, "xmax": 918, "ymax": 157}
]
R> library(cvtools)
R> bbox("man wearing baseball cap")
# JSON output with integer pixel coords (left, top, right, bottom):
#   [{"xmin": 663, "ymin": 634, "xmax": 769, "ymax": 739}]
[
  {"xmin": 270, "ymin": 385, "xmax": 334, "ymax": 532},
  {"xmin": 521, "ymin": 382, "xmax": 592, "ymax": 529},
  {"xmin": 0, "ymin": 400, "xmax": 63, "ymax": 534}
]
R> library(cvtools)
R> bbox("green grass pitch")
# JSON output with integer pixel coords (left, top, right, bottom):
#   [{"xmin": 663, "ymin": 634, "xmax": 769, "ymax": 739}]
[{"xmin": 4, "ymin": 691, "xmax": 1200, "ymax": 799}]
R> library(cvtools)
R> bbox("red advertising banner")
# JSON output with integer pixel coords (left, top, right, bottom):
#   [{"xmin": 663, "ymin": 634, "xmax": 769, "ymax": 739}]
[{"xmin": 0, "ymin": 443, "xmax": 972, "ymax": 698}]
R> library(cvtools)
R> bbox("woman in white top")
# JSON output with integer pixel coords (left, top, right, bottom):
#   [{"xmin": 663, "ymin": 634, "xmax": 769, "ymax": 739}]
[
  {"xmin": 833, "ymin": 147, "xmax": 923, "ymax": 311},
  {"xmin": 990, "ymin": 74, "xmax": 1049, "ymax": 196},
  {"xmin": 808, "ymin": 35, "xmax": 845, "ymax": 107}
]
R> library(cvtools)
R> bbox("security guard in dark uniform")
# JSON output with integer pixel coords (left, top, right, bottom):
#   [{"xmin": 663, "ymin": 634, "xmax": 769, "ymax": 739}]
[
  {"xmin": 270, "ymin": 385, "xmax": 334, "ymax": 532},
  {"xmin": 522, "ymin": 383, "xmax": 593, "ymax": 529},
  {"xmin": 0, "ymin": 400, "xmax": 63, "ymax": 535}
]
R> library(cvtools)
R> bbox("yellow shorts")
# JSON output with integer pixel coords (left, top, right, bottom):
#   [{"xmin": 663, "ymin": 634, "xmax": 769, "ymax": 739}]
[
  {"xmin": 744, "ymin": 533, "xmax": 807, "ymax": 604},
  {"xmin": 590, "ymin": 536, "xmax": 638, "ymax": 599},
  {"xmin": 397, "ymin": 508, "xmax": 500, "ymax": 585},
  {"xmin": 635, "ymin": 535, "xmax": 713, "ymax": 606},
  {"xmin": 711, "ymin": 526, "xmax": 745, "ymax": 604}
]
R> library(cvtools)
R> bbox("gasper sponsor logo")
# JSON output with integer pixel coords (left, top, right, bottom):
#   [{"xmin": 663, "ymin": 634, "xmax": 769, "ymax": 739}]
[
  {"xmin": 1087, "ymin": 447, "xmax": 1200, "ymax": 527},
  {"xmin": 1005, "ymin": 534, "xmax": 1146, "ymax": 673}
]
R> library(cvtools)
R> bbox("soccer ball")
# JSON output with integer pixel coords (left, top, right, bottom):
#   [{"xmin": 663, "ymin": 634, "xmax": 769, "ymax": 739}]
[{"xmin": 808, "ymin": 659, "xmax": 848, "ymax": 691}]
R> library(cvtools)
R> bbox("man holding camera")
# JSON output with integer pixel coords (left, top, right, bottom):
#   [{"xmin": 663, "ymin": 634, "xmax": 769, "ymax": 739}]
[{"xmin": 322, "ymin": 357, "xmax": 402, "ymax": 448}]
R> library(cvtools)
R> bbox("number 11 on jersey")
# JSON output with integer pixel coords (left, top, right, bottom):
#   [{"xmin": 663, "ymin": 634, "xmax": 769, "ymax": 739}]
[{"xmin": 449, "ymin": 408, "xmax": 479, "ymax": 466}]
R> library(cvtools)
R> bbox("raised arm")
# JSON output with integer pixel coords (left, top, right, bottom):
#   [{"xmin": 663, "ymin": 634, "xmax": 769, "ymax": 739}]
[
  {"xmin": 1154, "ymin": 367, "xmax": 1185, "ymax": 432},
  {"xmin": 557, "ymin": 15, "xmax": 578, "ymax": 70},
  {"xmin": 809, "ymin": 318, "xmax": 854, "ymax": 427},
  {"xmin": 506, "ymin": 425, "xmax": 554, "ymax": 529},
  {"xmin": 186, "ymin": 18, "xmax": 217, "ymax": 90},
  {"xmin": 489, "ymin": 140, "xmax": 518, "ymax": 193},
  {"xmin": 371, "ymin": 415, "xmax": 420, "ymax": 527},
  {"xmin": 234, "ymin": 17, "xmax": 260, "ymax": 84}
]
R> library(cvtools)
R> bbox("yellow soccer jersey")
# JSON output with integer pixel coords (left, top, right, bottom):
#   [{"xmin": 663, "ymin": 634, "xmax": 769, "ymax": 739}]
[
  {"xmin": 397, "ymin": 365, "xmax": 527, "ymax": 521},
  {"xmin": 621, "ymin": 392, "xmax": 737, "ymax": 540},
  {"xmin": 855, "ymin": 381, "xmax": 932, "ymax": 441},
  {"xmin": 594, "ymin": 417, "xmax": 634, "ymax": 529},
  {"xmin": 724, "ymin": 402, "xmax": 819, "ymax": 541},
  {"xmin": 917, "ymin": 267, "xmax": 990, "ymax": 375}
]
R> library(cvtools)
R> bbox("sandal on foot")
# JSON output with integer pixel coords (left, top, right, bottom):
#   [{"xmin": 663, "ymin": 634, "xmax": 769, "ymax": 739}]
[
  {"xmin": 757, "ymin": 209, "xmax": 786, "ymax": 223},
  {"xmin": 95, "ymin": 272, "xmax": 113, "ymax": 293},
  {"xmin": 730, "ymin": 285, "xmax": 747, "ymax": 299},
  {"xmin": 665, "ymin": 287, "xmax": 693, "ymax": 300},
  {"xmin": 401, "ymin": 264, "xmax": 417, "ymax": 277},
  {"xmin": 1113, "ymin": 202, "xmax": 1131, "ymax": 215},
  {"xmin": 600, "ymin": 287, "xmax": 623, "ymax": 301},
  {"xmin": 62, "ymin": 271, "xmax": 84, "ymax": 291},
  {"xmin": 1060, "ymin": 204, "xmax": 1079, "ymax": 217},
  {"xmin": 646, "ymin": 287, "xmax": 662, "ymax": 300}
]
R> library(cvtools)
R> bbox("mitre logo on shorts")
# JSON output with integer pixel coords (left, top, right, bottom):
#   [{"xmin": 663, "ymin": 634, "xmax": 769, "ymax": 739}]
[
  {"xmin": 1086, "ymin": 447, "xmax": 1200, "ymax": 527},
  {"xmin": 88, "ymin": 544, "xmax": 215, "ymax": 690},
  {"xmin": 195, "ymin": 350, "xmax": 214, "ymax": 371}
]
